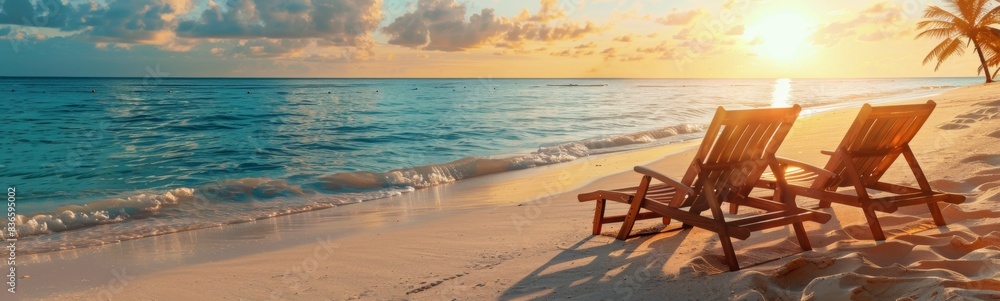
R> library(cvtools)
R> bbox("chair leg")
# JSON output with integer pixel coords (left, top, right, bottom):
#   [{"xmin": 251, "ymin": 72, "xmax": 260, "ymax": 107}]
[
  {"xmin": 863, "ymin": 206, "xmax": 887, "ymax": 241},
  {"xmin": 592, "ymin": 199, "xmax": 606, "ymax": 235},
  {"xmin": 681, "ymin": 197, "xmax": 704, "ymax": 230},
  {"xmin": 729, "ymin": 203, "xmax": 739, "ymax": 214},
  {"xmin": 818, "ymin": 200, "xmax": 832, "ymax": 208},
  {"xmin": 792, "ymin": 222, "xmax": 812, "ymax": 251},
  {"xmin": 927, "ymin": 201, "xmax": 946, "ymax": 226},
  {"xmin": 719, "ymin": 234, "xmax": 740, "ymax": 271},
  {"xmin": 661, "ymin": 217, "xmax": 672, "ymax": 226},
  {"xmin": 617, "ymin": 198, "xmax": 644, "ymax": 240}
]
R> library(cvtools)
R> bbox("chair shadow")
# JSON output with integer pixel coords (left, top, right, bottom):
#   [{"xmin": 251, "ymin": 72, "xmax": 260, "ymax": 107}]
[{"xmin": 498, "ymin": 225, "xmax": 691, "ymax": 301}]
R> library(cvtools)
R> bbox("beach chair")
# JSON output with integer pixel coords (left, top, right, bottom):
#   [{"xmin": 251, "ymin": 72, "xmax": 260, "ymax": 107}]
[
  {"xmin": 578, "ymin": 105, "xmax": 831, "ymax": 271},
  {"xmin": 743, "ymin": 100, "xmax": 965, "ymax": 241}
]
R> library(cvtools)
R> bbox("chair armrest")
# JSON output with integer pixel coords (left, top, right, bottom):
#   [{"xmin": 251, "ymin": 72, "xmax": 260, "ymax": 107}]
[
  {"xmin": 633, "ymin": 166, "xmax": 695, "ymax": 196},
  {"xmin": 775, "ymin": 157, "xmax": 837, "ymax": 179},
  {"xmin": 820, "ymin": 150, "xmax": 835, "ymax": 156}
]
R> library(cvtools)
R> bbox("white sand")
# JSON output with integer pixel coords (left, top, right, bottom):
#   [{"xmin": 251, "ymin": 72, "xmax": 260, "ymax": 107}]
[{"xmin": 35, "ymin": 83, "xmax": 1000, "ymax": 300}]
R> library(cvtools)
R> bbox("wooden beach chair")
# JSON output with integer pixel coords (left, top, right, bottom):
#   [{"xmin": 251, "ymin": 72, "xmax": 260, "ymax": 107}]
[
  {"xmin": 578, "ymin": 105, "xmax": 831, "ymax": 271},
  {"xmin": 742, "ymin": 100, "xmax": 965, "ymax": 241}
]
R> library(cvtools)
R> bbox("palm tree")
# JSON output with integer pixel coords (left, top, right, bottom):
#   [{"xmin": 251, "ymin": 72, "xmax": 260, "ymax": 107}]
[
  {"xmin": 987, "ymin": 27, "xmax": 1000, "ymax": 79},
  {"xmin": 916, "ymin": 0, "xmax": 1000, "ymax": 83}
]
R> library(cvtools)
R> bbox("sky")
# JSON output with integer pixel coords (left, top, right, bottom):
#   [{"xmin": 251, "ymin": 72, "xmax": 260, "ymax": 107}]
[{"xmin": 0, "ymin": 0, "xmax": 992, "ymax": 78}]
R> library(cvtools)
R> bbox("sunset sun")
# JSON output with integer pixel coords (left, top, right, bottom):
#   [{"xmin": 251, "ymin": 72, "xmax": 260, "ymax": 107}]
[{"xmin": 746, "ymin": 13, "xmax": 814, "ymax": 62}]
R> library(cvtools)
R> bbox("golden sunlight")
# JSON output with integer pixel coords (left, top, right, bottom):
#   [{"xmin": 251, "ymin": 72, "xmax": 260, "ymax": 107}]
[
  {"xmin": 771, "ymin": 78, "xmax": 792, "ymax": 107},
  {"xmin": 746, "ymin": 13, "xmax": 814, "ymax": 62}
]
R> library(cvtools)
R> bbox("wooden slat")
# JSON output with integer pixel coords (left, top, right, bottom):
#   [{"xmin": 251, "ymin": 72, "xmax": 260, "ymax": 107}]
[
  {"xmin": 705, "ymin": 123, "xmax": 741, "ymax": 165},
  {"xmin": 735, "ymin": 196, "xmax": 787, "ymax": 211},
  {"xmin": 753, "ymin": 123, "xmax": 781, "ymax": 159},
  {"xmin": 642, "ymin": 199, "xmax": 752, "ymax": 239},
  {"xmin": 872, "ymin": 193, "xmax": 956, "ymax": 207},
  {"xmin": 740, "ymin": 123, "xmax": 770, "ymax": 160},
  {"xmin": 740, "ymin": 211, "xmax": 829, "ymax": 232},
  {"xmin": 869, "ymin": 182, "xmax": 923, "ymax": 194},
  {"xmin": 725, "ymin": 123, "xmax": 761, "ymax": 163},
  {"xmin": 600, "ymin": 211, "xmax": 663, "ymax": 224},
  {"xmin": 694, "ymin": 107, "xmax": 728, "ymax": 165}
]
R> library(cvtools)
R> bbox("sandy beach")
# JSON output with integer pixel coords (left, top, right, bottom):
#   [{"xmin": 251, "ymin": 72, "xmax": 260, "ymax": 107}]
[{"xmin": 17, "ymin": 83, "xmax": 1000, "ymax": 300}]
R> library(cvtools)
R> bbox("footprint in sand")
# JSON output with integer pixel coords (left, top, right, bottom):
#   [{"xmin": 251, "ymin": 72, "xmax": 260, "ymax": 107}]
[
  {"xmin": 975, "ymin": 99, "xmax": 1000, "ymax": 107},
  {"xmin": 940, "ymin": 104, "xmax": 1000, "ymax": 130},
  {"xmin": 955, "ymin": 108, "xmax": 1000, "ymax": 121},
  {"xmin": 725, "ymin": 232, "xmax": 1000, "ymax": 300},
  {"xmin": 960, "ymin": 155, "xmax": 1000, "ymax": 166},
  {"xmin": 938, "ymin": 123, "xmax": 970, "ymax": 130},
  {"xmin": 930, "ymin": 165, "xmax": 1000, "ymax": 192}
]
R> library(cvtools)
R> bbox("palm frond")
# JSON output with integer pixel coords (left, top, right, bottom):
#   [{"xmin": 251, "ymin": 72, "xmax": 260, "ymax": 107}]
[
  {"xmin": 923, "ymin": 38, "xmax": 966, "ymax": 71},
  {"xmin": 916, "ymin": 20, "xmax": 958, "ymax": 30},
  {"xmin": 916, "ymin": 27, "xmax": 960, "ymax": 39},
  {"xmin": 981, "ymin": 5, "xmax": 1000, "ymax": 24},
  {"xmin": 924, "ymin": 5, "xmax": 962, "ymax": 21}
]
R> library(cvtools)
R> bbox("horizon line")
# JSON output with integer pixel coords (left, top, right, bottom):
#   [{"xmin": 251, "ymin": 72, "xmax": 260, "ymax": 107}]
[{"xmin": 0, "ymin": 76, "xmax": 985, "ymax": 80}]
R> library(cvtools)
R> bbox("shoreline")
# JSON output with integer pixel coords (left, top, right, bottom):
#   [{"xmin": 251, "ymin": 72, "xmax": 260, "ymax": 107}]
[
  {"xmin": 23, "ymin": 82, "xmax": 1000, "ymax": 299},
  {"xmin": 17, "ymin": 135, "xmax": 704, "ymax": 299},
  {"xmin": 6, "ymin": 80, "xmax": 964, "ymax": 255}
]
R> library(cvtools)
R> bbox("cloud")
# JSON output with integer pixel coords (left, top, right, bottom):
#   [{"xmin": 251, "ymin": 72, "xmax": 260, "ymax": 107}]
[
  {"xmin": 725, "ymin": 25, "xmax": 744, "ymax": 36},
  {"xmin": 0, "ymin": 0, "xmax": 385, "ymax": 58},
  {"xmin": 203, "ymin": 38, "xmax": 312, "ymax": 58},
  {"xmin": 383, "ymin": 0, "xmax": 603, "ymax": 52},
  {"xmin": 655, "ymin": 8, "xmax": 706, "ymax": 26},
  {"xmin": 550, "ymin": 43, "xmax": 596, "ymax": 57},
  {"xmin": 722, "ymin": 0, "xmax": 762, "ymax": 11},
  {"xmin": 811, "ymin": 1, "xmax": 908, "ymax": 47},
  {"xmin": 636, "ymin": 41, "xmax": 669, "ymax": 54},
  {"xmin": 176, "ymin": 0, "xmax": 382, "ymax": 48},
  {"xmin": 0, "ymin": 0, "xmax": 194, "ymax": 44},
  {"xmin": 76, "ymin": 0, "xmax": 194, "ymax": 44},
  {"xmin": 0, "ymin": 0, "xmax": 35, "ymax": 25},
  {"xmin": 613, "ymin": 34, "xmax": 633, "ymax": 42},
  {"xmin": 515, "ymin": 0, "xmax": 565, "ymax": 23},
  {"xmin": 503, "ymin": 20, "xmax": 600, "ymax": 44},
  {"xmin": 0, "ymin": 0, "xmax": 82, "ymax": 29},
  {"xmin": 382, "ymin": 0, "xmax": 508, "ymax": 51},
  {"xmin": 550, "ymin": 49, "xmax": 571, "ymax": 57},
  {"xmin": 619, "ymin": 54, "xmax": 644, "ymax": 62},
  {"xmin": 601, "ymin": 47, "xmax": 616, "ymax": 60}
]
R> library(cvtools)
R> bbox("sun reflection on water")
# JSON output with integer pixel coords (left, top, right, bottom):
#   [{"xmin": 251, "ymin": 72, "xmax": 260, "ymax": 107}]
[{"xmin": 771, "ymin": 78, "xmax": 792, "ymax": 107}]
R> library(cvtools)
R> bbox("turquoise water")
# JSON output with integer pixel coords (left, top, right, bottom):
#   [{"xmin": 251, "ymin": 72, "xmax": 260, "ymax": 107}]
[{"xmin": 0, "ymin": 77, "xmax": 981, "ymax": 253}]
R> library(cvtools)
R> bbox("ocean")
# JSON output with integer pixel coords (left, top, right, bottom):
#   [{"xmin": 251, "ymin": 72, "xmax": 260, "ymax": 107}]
[{"xmin": 0, "ymin": 77, "xmax": 982, "ymax": 253}]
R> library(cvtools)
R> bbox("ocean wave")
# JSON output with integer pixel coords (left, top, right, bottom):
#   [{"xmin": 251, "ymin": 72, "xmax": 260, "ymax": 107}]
[
  {"xmin": 920, "ymin": 85, "xmax": 960, "ymax": 90},
  {"xmin": 814, "ymin": 84, "xmax": 958, "ymax": 108},
  {"xmin": 318, "ymin": 124, "xmax": 704, "ymax": 190},
  {"xmin": 5, "ymin": 123, "xmax": 704, "ymax": 253},
  {"xmin": 4, "ymin": 179, "xmax": 414, "ymax": 253}
]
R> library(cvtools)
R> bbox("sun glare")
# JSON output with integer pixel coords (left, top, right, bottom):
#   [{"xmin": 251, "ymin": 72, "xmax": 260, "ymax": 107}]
[
  {"xmin": 771, "ymin": 78, "xmax": 792, "ymax": 107},
  {"xmin": 746, "ymin": 13, "xmax": 814, "ymax": 62}
]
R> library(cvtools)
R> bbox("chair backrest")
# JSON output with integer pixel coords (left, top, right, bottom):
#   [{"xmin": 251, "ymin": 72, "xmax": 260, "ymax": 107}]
[
  {"xmin": 672, "ymin": 105, "xmax": 801, "ymax": 208},
  {"xmin": 821, "ymin": 100, "xmax": 936, "ymax": 189}
]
